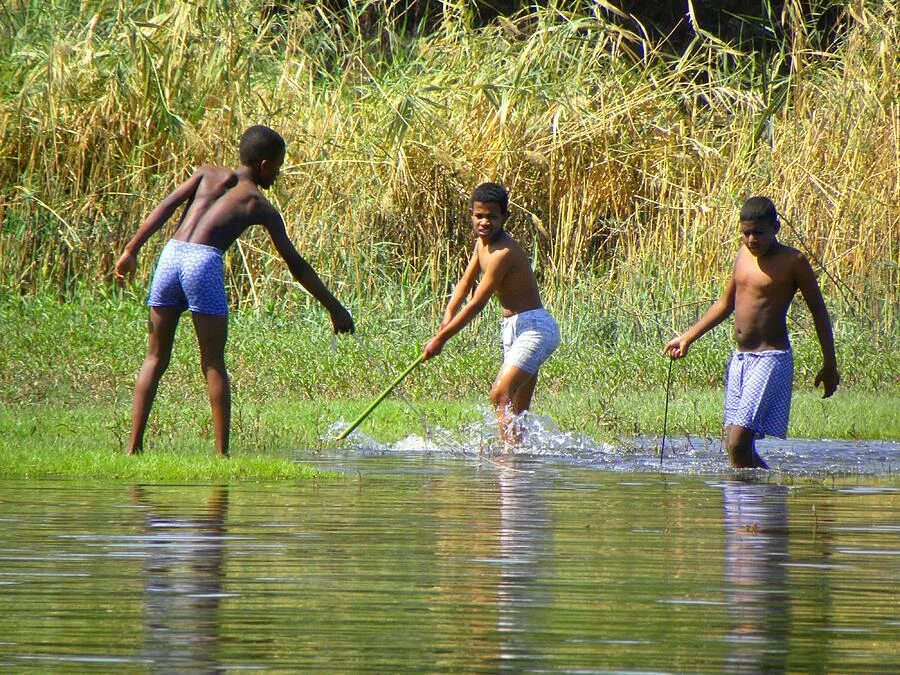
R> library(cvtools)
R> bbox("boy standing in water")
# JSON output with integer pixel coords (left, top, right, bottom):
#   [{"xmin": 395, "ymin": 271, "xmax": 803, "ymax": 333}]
[
  {"xmin": 423, "ymin": 182, "xmax": 560, "ymax": 445},
  {"xmin": 663, "ymin": 197, "xmax": 839, "ymax": 468},
  {"xmin": 115, "ymin": 125, "xmax": 354, "ymax": 456}
]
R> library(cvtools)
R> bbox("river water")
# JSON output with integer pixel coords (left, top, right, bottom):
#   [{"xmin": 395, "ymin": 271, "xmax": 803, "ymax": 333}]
[{"xmin": 0, "ymin": 433, "xmax": 897, "ymax": 672}]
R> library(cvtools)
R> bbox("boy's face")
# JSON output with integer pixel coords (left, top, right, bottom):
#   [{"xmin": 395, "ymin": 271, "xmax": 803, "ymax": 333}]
[
  {"xmin": 257, "ymin": 149, "xmax": 285, "ymax": 189},
  {"xmin": 740, "ymin": 219, "xmax": 779, "ymax": 256},
  {"xmin": 470, "ymin": 200, "xmax": 508, "ymax": 242}
]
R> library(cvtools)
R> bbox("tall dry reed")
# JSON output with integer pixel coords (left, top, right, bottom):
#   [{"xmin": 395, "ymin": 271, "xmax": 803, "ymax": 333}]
[{"xmin": 0, "ymin": 1, "xmax": 896, "ymax": 332}]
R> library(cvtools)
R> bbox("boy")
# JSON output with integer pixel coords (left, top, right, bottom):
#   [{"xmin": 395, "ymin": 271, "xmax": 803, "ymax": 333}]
[
  {"xmin": 114, "ymin": 125, "xmax": 353, "ymax": 456},
  {"xmin": 662, "ymin": 196, "xmax": 839, "ymax": 468},
  {"xmin": 423, "ymin": 182, "xmax": 560, "ymax": 445}
]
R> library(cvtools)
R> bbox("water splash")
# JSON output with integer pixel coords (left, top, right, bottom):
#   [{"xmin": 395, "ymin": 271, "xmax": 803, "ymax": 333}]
[{"xmin": 328, "ymin": 414, "xmax": 900, "ymax": 477}]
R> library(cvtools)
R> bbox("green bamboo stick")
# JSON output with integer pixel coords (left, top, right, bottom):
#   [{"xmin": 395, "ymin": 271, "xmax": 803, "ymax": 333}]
[{"xmin": 337, "ymin": 353, "xmax": 425, "ymax": 440}]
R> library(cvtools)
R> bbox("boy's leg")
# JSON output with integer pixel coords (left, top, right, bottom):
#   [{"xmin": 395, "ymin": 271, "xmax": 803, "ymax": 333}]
[
  {"xmin": 491, "ymin": 365, "xmax": 537, "ymax": 445},
  {"xmin": 191, "ymin": 311, "xmax": 230, "ymax": 456},
  {"xmin": 511, "ymin": 373, "xmax": 539, "ymax": 414},
  {"xmin": 725, "ymin": 424, "xmax": 770, "ymax": 469},
  {"xmin": 127, "ymin": 306, "xmax": 182, "ymax": 455}
]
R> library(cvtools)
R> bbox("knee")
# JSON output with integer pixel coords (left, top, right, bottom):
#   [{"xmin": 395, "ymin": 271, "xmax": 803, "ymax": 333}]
[
  {"xmin": 725, "ymin": 427, "xmax": 757, "ymax": 467},
  {"xmin": 725, "ymin": 434, "xmax": 740, "ymax": 455},
  {"xmin": 200, "ymin": 355, "xmax": 228, "ymax": 377},
  {"xmin": 490, "ymin": 383, "xmax": 511, "ymax": 411},
  {"xmin": 143, "ymin": 354, "xmax": 170, "ymax": 378}
]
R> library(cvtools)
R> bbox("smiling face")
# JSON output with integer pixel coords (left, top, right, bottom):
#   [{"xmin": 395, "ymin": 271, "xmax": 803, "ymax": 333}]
[
  {"xmin": 740, "ymin": 219, "xmax": 779, "ymax": 257},
  {"xmin": 470, "ymin": 200, "xmax": 508, "ymax": 242}
]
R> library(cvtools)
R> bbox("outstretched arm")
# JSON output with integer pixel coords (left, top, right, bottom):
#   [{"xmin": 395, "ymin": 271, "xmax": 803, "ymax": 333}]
[
  {"xmin": 424, "ymin": 248, "xmax": 500, "ymax": 359},
  {"xmin": 264, "ymin": 212, "xmax": 354, "ymax": 333},
  {"xmin": 796, "ymin": 255, "xmax": 839, "ymax": 397},
  {"xmin": 114, "ymin": 170, "xmax": 204, "ymax": 280},
  {"xmin": 439, "ymin": 248, "xmax": 481, "ymax": 329},
  {"xmin": 663, "ymin": 275, "xmax": 736, "ymax": 359}
]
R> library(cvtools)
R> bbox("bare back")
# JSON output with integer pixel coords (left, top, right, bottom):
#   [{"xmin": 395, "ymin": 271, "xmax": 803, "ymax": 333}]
[
  {"xmin": 477, "ymin": 232, "xmax": 543, "ymax": 317},
  {"xmin": 172, "ymin": 166, "xmax": 278, "ymax": 251},
  {"xmin": 732, "ymin": 242, "xmax": 805, "ymax": 351}
]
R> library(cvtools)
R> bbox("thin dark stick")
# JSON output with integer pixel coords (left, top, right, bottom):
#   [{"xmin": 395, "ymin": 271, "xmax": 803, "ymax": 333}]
[{"xmin": 660, "ymin": 357, "xmax": 674, "ymax": 467}]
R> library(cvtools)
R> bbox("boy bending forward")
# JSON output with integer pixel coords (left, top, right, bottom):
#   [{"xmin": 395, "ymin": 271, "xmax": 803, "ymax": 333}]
[
  {"xmin": 115, "ymin": 125, "xmax": 354, "ymax": 456},
  {"xmin": 663, "ymin": 197, "xmax": 839, "ymax": 468},
  {"xmin": 423, "ymin": 183, "xmax": 560, "ymax": 445}
]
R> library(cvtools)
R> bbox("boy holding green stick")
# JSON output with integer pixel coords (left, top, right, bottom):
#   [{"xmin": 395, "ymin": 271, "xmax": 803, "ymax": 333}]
[
  {"xmin": 423, "ymin": 182, "xmax": 560, "ymax": 445},
  {"xmin": 663, "ymin": 196, "xmax": 839, "ymax": 468},
  {"xmin": 115, "ymin": 125, "xmax": 354, "ymax": 456}
]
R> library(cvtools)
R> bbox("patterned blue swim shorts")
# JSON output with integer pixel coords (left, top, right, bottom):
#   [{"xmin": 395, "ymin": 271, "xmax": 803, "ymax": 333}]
[
  {"xmin": 147, "ymin": 239, "xmax": 228, "ymax": 316},
  {"xmin": 723, "ymin": 349, "xmax": 794, "ymax": 438},
  {"xmin": 501, "ymin": 308, "xmax": 560, "ymax": 375}
]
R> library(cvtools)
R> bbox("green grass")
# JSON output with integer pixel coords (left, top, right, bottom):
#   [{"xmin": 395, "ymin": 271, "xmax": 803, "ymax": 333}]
[
  {"xmin": 0, "ymin": 444, "xmax": 329, "ymax": 482},
  {"xmin": 0, "ymin": 403, "xmax": 334, "ymax": 482},
  {"xmin": 2, "ymin": 2, "xmax": 895, "ymax": 482},
  {"xmin": 0, "ymin": 290, "xmax": 896, "ymax": 481},
  {"xmin": 1, "ymin": 386, "xmax": 895, "ymax": 482}
]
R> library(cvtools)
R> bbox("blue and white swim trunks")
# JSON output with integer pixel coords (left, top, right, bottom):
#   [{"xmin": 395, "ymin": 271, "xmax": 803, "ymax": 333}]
[
  {"xmin": 147, "ymin": 239, "xmax": 228, "ymax": 316},
  {"xmin": 501, "ymin": 308, "xmax": 560, "ymax": 375},
  {"xmin": 723, "ymin": 349, "xmax": 793, "ymax": 438}
]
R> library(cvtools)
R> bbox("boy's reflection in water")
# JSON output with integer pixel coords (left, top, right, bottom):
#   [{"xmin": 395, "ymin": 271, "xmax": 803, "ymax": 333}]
[
  {"xmin": 496, "ymin": 456, "xmax": 553, "ymax": 667},
  {"xmin": 129, "ymin": 485, "xmax": 228, "ymax": 671},
  {"xmin": 722, "ymin": 479, "xmax": 790, "ymax": 671}
]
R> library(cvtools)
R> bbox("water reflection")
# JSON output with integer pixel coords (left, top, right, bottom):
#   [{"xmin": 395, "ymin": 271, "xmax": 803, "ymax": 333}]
[
  {"xmin": 129, "ymin": 485, "xmax": 228, "ymax": 671},
  {"xmin": 496, "ymin": 457, "xmax": 552, "ymax": 667},
  {"xmin": 0, "ymin": 454, "xmax": 897, "ymax": 671},
  {"xmin": 722, "ymin": 479, "xmax": 790, "ymax": 671}
]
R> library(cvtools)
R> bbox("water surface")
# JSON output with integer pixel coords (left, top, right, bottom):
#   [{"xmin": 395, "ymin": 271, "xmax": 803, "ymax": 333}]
[{"xmin": 0, "ymin": 437, "xmax": 897, "ymax": 671}]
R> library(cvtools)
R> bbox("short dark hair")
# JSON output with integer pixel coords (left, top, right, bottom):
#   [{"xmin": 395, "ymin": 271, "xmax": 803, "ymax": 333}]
[
  {"xmin": 740, "ymin": 196, "xmax": 778, "ymax": 224},
  {"xmin": 470, "ymin": 182, "xmax": 509, "ymax": 213},
  {"xmin": 239, "ymin": 125, "xmax": 285, "ymax": 165}
]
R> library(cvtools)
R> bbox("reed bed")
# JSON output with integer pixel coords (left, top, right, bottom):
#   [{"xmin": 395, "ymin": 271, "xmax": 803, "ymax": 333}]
[{"xmin": 1, "ymin": 0, "xmax": 896, "ymax": 334}]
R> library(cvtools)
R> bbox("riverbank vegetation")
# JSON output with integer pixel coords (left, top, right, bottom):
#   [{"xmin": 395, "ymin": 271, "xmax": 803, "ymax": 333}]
[
  {"xmin": 1, "ymin": 2, "xmax": 896, "ymax": 473},
  {"xmin": 2, "ymin": 296, "xmax": 897, "ymax": 453}
]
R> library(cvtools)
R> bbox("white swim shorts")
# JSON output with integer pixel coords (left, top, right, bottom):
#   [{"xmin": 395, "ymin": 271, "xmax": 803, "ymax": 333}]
[
  {"xmin": 501, "ymin": 308, "xmax": 560, "ymax": 375},
  {"xmin": 723, "ymin": 349, "xmax": 794, "ymax": 438}
]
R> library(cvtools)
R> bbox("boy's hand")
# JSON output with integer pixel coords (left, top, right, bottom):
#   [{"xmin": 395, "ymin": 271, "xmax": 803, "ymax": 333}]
[
  {"xmin": 662, "ymin": 336, "xmax": 689, "ymax": 359},
  {"xmin": 329, "ymin": 306, "xmax": 354, "ymax": 334},
  {"xmin": 814, "ymin": 364, "xmax": 840, "ymax": 398},
  {"xmin": 423, "ymin": 335, "xmax": 445, "ymax": 361},
  {"xmin": 114, "ymin": 252, "xmax": 137, "ymax": 282}
]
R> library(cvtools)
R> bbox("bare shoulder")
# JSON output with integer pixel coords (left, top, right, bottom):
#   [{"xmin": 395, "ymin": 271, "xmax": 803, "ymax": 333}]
[
  {"xmin": 498, "ymin": 232, "xmax": 529, "ymax": 261},
  {"xmin": 205, "ymin": 165, "xmax": 240, "ymax": 187},
  {"xmin": 239, "ymin": 186, "xmax": 281, "ymax": 226},
  {"xmin": 778, "ymin": 244, "xmax": 813, "ymax": 272}
]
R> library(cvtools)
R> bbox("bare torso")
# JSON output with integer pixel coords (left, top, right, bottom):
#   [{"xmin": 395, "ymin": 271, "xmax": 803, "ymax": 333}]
[
  {"xmin": 732, "ymin": 243, "xmax": 802, "ymax": 351},
  {"xmin": 477, "ymin": 232, "xmax": 543, "ymax": 317},
  {"xmin": 171, "ymin": 166, "xmax": 274, "ymax": 251}
]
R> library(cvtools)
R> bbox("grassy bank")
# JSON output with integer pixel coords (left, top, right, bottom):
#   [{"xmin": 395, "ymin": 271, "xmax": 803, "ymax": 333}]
[
  {"xmin": 1, "ymin": 1, "xmax": 896, "ymax": 479},
  {"xmin": 2, "ymin": 294, "xmax": 897, "ymax": 469}
]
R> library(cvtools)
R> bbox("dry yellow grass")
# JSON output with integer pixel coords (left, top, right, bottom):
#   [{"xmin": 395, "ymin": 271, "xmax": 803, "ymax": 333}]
[{"xmin": 0, "ymin": 1, "xmax": 896, "ymax": 328}]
